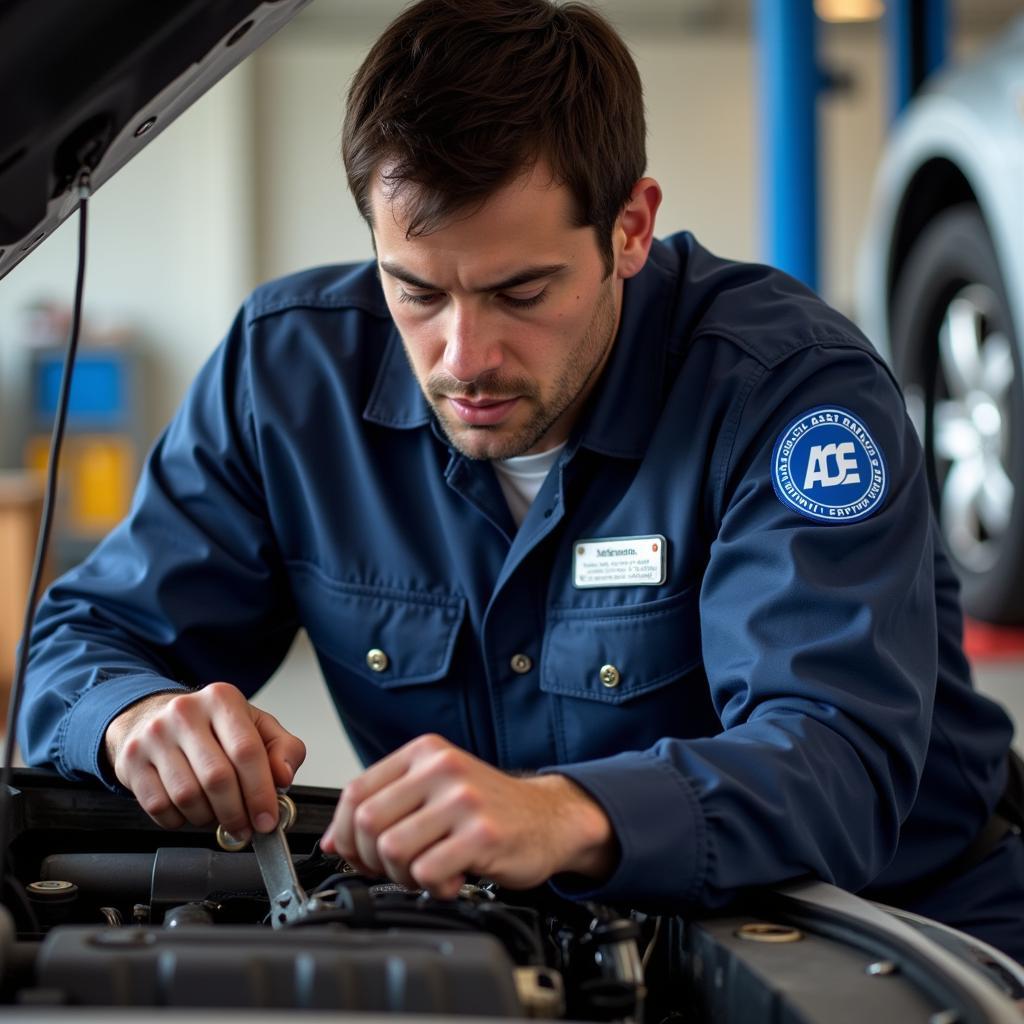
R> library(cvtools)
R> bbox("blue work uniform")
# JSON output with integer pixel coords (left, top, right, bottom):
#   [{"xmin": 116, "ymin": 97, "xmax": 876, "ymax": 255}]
[{"xmin": 21, "ymin": 233, "xmax": 1022, "ymax": 956}]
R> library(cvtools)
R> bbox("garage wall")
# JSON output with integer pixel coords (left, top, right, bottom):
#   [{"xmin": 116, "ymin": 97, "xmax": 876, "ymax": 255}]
[{"xmin": 249, "ymin": 19, "xmax": 888, "ymax": 314}]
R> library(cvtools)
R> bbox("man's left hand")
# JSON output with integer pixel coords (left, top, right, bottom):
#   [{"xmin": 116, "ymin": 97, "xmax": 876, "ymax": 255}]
[{"xmin": 320, "ymin": 734, "xmax": 619, "ymax": 899}]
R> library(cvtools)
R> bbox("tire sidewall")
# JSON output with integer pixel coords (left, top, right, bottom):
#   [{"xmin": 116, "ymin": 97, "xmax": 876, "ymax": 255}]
[{"xmin": 890, "ymin": 203, "xmax": 1024, "ymax": 623}]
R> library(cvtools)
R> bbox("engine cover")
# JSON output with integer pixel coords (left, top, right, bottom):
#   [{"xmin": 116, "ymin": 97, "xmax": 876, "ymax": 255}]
[{"xmin": 35, "ymin": 924, "xmax": 523, "ymax": 1013}]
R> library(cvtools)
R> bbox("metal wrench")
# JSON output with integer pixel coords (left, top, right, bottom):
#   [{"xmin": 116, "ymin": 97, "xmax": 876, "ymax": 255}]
[{"xmin": 217, "ymin": 791, "xmax": 309, "ymax": 928}]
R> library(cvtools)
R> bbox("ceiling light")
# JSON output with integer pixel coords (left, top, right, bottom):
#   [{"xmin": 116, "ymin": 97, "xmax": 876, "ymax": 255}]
[{"xmin": 815, "ymin": 0, "xmax": 886, "ymax": 23}]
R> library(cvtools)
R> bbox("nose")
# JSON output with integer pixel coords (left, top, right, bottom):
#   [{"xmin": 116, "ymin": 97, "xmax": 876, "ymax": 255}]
[{"xmin": 442, "ymin": 301, "xmax": 503, "ymax": 384}]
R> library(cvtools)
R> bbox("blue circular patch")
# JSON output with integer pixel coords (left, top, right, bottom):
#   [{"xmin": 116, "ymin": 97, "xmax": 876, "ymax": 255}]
[{"xmin": 771, "ymin": 406, "xmax": 888, "ymax": 524}]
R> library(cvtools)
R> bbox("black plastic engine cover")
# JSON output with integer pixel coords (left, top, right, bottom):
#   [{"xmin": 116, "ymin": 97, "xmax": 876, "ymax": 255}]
[{"xmin": 34, "ymin": 924, "xmax": 524, "ymax": 1013}]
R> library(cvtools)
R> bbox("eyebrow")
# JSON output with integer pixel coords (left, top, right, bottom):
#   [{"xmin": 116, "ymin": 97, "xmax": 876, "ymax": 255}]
[{"xmin": 379, "ymin": 260, "xmax": 568, "ymax": 294}]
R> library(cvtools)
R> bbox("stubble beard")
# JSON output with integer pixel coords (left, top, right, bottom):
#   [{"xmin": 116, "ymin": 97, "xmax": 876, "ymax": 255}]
[{"xmin": 421, "ymin": 281, "xmax": 618, "ymax": 461}]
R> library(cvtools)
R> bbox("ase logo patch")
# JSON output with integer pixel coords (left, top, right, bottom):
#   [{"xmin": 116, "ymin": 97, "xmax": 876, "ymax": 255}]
[{"xmin": 770, "ymin": 406, "xmax": 887, "ymax": 523}]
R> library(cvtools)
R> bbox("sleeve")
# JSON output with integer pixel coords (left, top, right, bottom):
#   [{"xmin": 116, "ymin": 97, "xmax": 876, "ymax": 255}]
[
  {"xmin": 547, "ymin": 341, "xmax": 937, "ymax": 909},
  {"xmin": 17, "ymin": 307, "xmax": 299, "ymax": 789}
]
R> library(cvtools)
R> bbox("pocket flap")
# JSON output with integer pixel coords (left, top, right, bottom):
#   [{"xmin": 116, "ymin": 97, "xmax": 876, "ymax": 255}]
[
  {"xmin": 541, "ymin": 587, "xmax": 701, "ymax": 704},
  {"xmin": 292, "ymin": 567, "xmax": 465, "ymax": 687}
]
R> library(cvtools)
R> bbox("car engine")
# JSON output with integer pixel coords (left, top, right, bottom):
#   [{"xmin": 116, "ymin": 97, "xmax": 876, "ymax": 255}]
[
  {"xmin": 1, "ymin": 770, "xmax": 664, "ymax": 1020},
  {"xmin": 4, "ymin": 768, "xmax": 1024, "ymax": 1024}
]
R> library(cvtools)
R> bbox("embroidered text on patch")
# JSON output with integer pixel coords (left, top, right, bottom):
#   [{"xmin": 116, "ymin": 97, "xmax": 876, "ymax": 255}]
[{"xmin": 771, "ymin": 406, "xmax": 888, "ymax": 523}]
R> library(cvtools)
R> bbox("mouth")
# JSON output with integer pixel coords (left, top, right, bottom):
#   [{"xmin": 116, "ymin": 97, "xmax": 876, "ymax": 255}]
[{"xmin": 446, "ymin": 395, "xmax": 520, "ymax": 426}]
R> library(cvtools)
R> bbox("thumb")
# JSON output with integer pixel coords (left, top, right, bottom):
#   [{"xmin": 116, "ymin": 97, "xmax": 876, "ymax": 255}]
[{"xmin": 251, "ymin": 706, "xmax": 307, "ymax": 788}]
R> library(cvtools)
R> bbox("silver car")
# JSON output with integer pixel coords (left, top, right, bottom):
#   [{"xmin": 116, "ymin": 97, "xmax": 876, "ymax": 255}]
[{"xmin": 857, "ymin": 18, "xmax": 1024, "ymax": 623}]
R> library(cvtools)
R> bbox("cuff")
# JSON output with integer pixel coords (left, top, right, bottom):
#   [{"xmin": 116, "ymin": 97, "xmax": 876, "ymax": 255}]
[
  {"xmin": 540, "ymin": 750, "xmax": 709, "ymax": 908},
  {"xmin": 60, "ymin": 673, "xmax": 193, "ymax": 791}
]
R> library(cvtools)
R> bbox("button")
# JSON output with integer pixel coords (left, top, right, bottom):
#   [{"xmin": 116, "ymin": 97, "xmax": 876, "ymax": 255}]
[
  {"xmin": 366, "ymin": 648, "xmax": 389, "ymax": 672},
  {"xmin": 510, "ymin": 653, "xmax": 533, "ymax": 674},
  {"xmin": 599, "ymin": 664, "xmax": 621, "ymax": 688}
]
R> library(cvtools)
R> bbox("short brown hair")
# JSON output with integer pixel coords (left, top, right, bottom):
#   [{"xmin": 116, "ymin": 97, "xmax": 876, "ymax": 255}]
[{"xmin": 342, "ymin": 0, "xmax": 646, "ymax": 275}]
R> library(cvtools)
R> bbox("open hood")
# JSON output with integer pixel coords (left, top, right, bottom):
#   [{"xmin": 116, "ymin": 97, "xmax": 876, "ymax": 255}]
[{"xmin": 0, "ymin": 0, "xmax": 312, "ymax": 283}]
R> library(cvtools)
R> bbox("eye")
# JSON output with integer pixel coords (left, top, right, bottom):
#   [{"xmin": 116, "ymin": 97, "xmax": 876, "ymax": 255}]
[
  {"xmin": 500, "ymin": 289, "xmax": 547, "ymax": 310},
  {"xmin": 397, "ymin": 289, "xmax": 441, "ymax": 307}
]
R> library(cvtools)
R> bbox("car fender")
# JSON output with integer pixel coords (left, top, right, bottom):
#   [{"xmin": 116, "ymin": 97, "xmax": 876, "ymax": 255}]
[{"xmin": 857, "ymin": 24, "xmax": 1024, "ymax": 368}]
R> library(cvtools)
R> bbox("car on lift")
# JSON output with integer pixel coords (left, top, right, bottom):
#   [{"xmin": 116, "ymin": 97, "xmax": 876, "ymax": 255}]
[{"xmin": 857, "ymin": 17, "xmax": 1024, "ymax": 624}]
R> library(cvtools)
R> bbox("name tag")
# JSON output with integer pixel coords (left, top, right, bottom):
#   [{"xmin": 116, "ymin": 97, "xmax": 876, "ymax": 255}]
[{"xmin": 573, "ymin": 535, "xmax": 667, "ymax": 588}]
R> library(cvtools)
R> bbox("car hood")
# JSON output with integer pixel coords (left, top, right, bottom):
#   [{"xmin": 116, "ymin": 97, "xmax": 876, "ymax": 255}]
[{"xmin": 0, "ymin": 0, "xmax": 311, "ymax": 284}]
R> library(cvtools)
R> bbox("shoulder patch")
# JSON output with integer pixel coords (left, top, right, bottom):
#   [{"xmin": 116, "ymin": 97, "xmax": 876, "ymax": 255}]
[{"xmin": 770, "ymin": 406, "xmax": 888, "ymax": 524}]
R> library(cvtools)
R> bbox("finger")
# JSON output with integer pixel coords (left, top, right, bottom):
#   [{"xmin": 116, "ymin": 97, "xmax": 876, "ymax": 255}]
[
  {"xmin": 362, "ymin": 778, "xmax": 462, "ymax": 884},
  {"xmin": 318, "ymin": 829, "xmax": 376, "ymax": 877},
  {"xmin": 324, "ymin": 752, "xmax": 417, "ymax": 863},
  {"xmin": 177, "ymin": 721, "xmax": 252, "ymax": 839},
  {"xmin": 206, "ymin": 702, "xmax": 279, "ymax": 833},
  {"xmin": 370, "ymin": 792, "xmax": 458, "ymax": 886},
  {"xmin": 409, "ymin": 833, "xmax": 470, "ymax": 900},
  {"xmin": 252, "ymin": 706, "xmax": 306, "ymax": 789},
  {"xmin": 350, "ymin": 746, "xmax": 417, "ymax": 798},
  {"xmin": 131, "ymin": 764, "xmax": 187, "ymax": 830},
  {"xmin": 412, "ymin": 814, "xmax": 553, "ymax": 893},
  {"xmin": 151, "ymin": 746, "xmax": 216, "ymax": 827},
  {"xmin": 348, "ymin": 773, "xmax": 431, "ymax": 876},
  {"xmin": 318, "ymin": 794, "xmax": 374, "ymax": 874}
]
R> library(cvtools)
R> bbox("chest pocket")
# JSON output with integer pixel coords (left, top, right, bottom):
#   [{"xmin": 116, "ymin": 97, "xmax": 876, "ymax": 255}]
[
  {"xmin": 290, "ymin": 564, "xmax": 465, "ymax": 687},
  {"xmin": 541, "ymin": 585, "xmax": 702, "ymax": 704}
]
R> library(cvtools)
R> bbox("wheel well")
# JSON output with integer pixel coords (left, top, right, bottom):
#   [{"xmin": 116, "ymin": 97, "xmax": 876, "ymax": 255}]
[{"xmin": 887, "ymin": 158, "xmax": 978, "ymax": 315}]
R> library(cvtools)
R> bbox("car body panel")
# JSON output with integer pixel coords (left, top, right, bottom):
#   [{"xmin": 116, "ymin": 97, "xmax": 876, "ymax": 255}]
[{"xmin": 857, "ymin": 17, "xmax": 1024, "ymax": 366}]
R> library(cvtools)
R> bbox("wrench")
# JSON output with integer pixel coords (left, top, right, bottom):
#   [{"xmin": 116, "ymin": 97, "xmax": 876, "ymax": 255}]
[{"xmin": 217, "ymin": 791, "xmax": 309, "ymax": 928}]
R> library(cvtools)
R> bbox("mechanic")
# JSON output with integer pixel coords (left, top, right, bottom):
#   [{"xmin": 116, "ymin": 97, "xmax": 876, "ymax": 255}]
[{"xmin": 20, "ymin": 0, "xmax": 1024, "ymax": 960}]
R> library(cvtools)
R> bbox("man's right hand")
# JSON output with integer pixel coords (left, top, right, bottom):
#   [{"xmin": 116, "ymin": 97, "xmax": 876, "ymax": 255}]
[{"xmin": 103, "ymin": 682, "xmax": 306, "ymax": 840}]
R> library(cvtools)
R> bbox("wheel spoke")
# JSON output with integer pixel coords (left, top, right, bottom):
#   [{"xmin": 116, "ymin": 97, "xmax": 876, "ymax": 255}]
[
  {"xmin": 940, "ymin": 457, "xmax": 988, "ymax": 569},
  {"xmin": 980, "ymin": 330, "xmax": 1015, "ymax": 399},
  {"xmin": 977, "ymin": 455, "xmax": 1014, "ymax": 537},
  {"xmin": 933, "ymin": 399, "xmax": 978, "ymax": 463},
  {"xmin": 939, "ymin": 297, "xmax": 984, "ymax": 398}
]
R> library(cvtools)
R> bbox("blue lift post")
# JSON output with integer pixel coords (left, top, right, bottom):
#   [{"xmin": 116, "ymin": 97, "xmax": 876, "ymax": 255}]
[
  {"xmin": 754, "ymin": 0, "xmax": 821, "ymax": 293},
  {"xmin": 886, "ymin": 0, "xmax": 949, "ymax": 121},
  {"xmin": 755, "ymin": 0, "xmax": 949, "ymax": 293}
]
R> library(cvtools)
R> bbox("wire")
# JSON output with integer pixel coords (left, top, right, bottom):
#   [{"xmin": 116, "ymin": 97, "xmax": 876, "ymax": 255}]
[
  {"xmin": 641, "ymin": 915, "xmax": 663, "ymax": 971},
  {"xmin": 0, "ymin": 170, "xmax": 91, "ymax": 893}
]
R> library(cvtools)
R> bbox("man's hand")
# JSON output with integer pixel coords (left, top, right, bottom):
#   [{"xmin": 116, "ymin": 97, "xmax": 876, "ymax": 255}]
[
  {"xmin": 103, "ymin": 682, "xmax": 306, "ymax": 840},
  {"xmin": 320, "ymin": 734, "xmax": 619, "ymax": 899}
]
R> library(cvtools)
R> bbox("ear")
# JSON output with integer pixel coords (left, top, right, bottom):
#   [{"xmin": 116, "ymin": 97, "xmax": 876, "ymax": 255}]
[{"xmin": 615, "ymin": 177, "xmax": 662, "ymax": 280}]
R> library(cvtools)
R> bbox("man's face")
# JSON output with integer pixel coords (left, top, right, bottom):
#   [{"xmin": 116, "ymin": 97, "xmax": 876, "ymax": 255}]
[{"xmin": 370, "ymin": 162, "xmax": 624, "ymax": 460}]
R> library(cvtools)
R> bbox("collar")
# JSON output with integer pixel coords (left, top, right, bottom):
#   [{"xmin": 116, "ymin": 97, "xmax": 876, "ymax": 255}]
[
  {"xmin": 575, "ymin": 239, "xmax": 679, "ymax": 458},
  {"xmin": 363, "ymin": 322, "xmax": 432, "ymax": 429},
  {"xmin": 363, "ymin": 238, "xmax": 681, "ymax": 457}
]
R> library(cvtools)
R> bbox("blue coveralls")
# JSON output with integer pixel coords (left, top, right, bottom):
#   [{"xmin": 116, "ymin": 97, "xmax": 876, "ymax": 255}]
[{"xmin": 20, "ymin": 233, "xmax": 1023, "ymax": 957}]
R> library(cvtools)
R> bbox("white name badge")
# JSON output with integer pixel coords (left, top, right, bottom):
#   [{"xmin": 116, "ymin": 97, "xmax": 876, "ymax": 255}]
[{"xmin": 572, "ymin": 535, "xmax": 667, "ymax": 588}]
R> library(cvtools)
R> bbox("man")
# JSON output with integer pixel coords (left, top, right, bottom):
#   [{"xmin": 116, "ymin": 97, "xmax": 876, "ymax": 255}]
[{"xmin": 21, "ymin": 0, "xmax": 1024, "ymax": 959}]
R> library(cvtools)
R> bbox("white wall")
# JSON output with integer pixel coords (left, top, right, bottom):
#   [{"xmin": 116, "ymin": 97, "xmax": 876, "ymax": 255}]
[
  {"xmin": 0, "ymin": 64, "xmax": 259, "ymax": 451},
  {"xmin": 0, "ymin": 8, "xmax": 1012, "ymax": 787},
  {"xmin": 247, "ymin": 16, "xmax": 938, "ymax": 314}
]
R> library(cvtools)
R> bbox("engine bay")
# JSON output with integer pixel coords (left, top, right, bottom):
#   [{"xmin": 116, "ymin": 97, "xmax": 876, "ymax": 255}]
[
  {"xmin": 1, "ymin": 770, "xmax": 665, "ymax": 1020},
  {"xmin": 3, "ymin": 768, "xmax": 1024, "ymax": 1024}
]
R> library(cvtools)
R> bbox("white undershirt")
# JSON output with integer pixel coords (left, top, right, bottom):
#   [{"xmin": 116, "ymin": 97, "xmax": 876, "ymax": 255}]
[{"xmin": 492, "ymin": 442, "xmax": 566, "ymax": 528}]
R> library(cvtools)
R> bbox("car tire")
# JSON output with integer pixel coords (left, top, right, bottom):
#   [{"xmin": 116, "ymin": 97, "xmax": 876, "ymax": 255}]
[{"xmin": 890, "ymin": 203, "xmax": 1024, "ymax": 624}]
